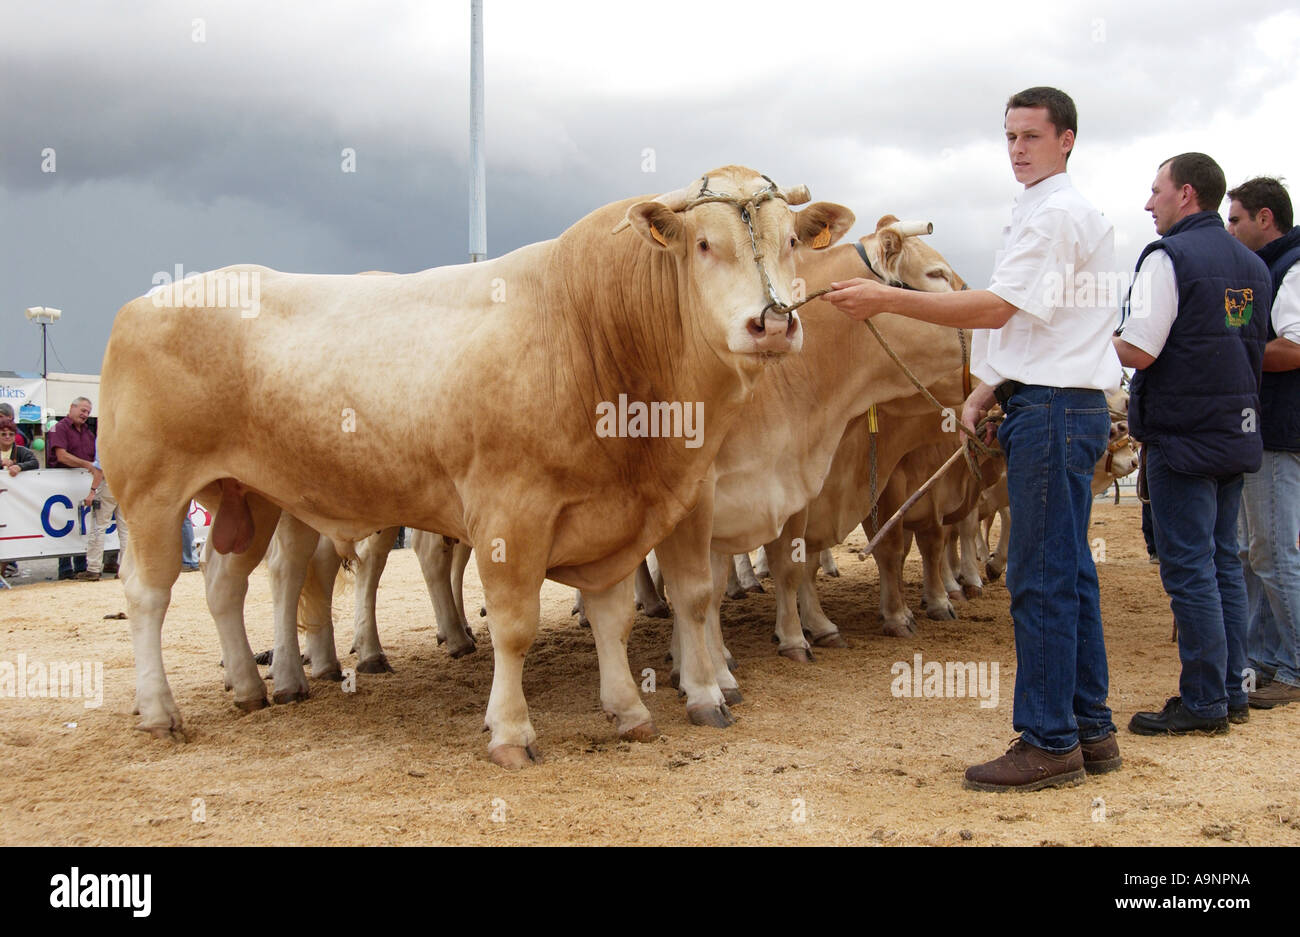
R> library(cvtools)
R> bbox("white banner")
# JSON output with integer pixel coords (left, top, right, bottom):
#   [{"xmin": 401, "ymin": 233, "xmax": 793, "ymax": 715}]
[
  {"xmin": 0, "ymin": 376, "xmax": 45, "ymax": 423},
  {"xmin": 0, "ymin": 469, "xmax": 211, "ymax": 561}
]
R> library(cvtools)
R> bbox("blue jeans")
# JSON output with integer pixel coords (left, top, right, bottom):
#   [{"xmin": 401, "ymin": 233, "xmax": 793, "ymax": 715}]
[
  {"xmin": 182, "ymin": 513, "xmax": 198, "ymax": 567},
  {"xmin": 1144, "ymin": 442, "xmax": 1248, "ymax": 717},
  {"xmin": 1238, "ymin": 450, "xmax": 1300, "ymax": 688},
  {"xmin": 999, "ymin": 386, "xmax": 1113, "ymax": 751}
]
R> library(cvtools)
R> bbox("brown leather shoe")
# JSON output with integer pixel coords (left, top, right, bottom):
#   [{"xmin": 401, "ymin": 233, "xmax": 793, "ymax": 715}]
[
  {"xmin": 1080, "ymin": 731, "xmax": 1122, "ymax": 774},
  {"xmin": 963, "ymin": 737, "xmax": 1086, "ymax": 792},
  {"xmin": 1249, "ymin": 681, "xmax": 1300, "ymax": 709},
  {"xmin": 75, "ymin": 571, "xmax": 101, "ymax": 582}
]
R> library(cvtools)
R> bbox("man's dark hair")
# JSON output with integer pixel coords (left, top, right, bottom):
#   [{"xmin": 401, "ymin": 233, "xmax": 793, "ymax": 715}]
[
  {"xmin": 1005, "ymin": 86, "xmax": 1078, "ymax": 138},
  {"xmin": 1160, "ymin": 153, "xmax": 1226, "ymax": 212},
  {"xmin": 1227, "ymin": 176, "xmax": 1293, "ymax": 232}
]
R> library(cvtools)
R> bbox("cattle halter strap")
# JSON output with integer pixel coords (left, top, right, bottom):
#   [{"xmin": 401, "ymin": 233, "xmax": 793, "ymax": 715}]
[{"xmin": 680, "ymin": 175, "xmax": 791, "ymax": 330}]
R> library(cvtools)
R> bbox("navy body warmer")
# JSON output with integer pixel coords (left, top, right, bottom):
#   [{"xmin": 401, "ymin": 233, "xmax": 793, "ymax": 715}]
[
  {"xmin": 1129, "ymin": 211, "xmax": 1271, "ymax": 476},
  {"xmin": 1256, "ymin": 226, "xmax": 1300, "ymax": 452}
]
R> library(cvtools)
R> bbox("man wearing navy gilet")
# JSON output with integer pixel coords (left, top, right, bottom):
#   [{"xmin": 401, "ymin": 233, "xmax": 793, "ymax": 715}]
[
  {"xmin": 825, "ymin": 87, "xmax": 1123, "ymax": 791},
  {"xmin": 1116, "ymin": 154, "xmax": 1270, "ymax": 734},
  {"xmin": 1226, "ymin": 177, "xmax": 1300, "ymax": 709}
]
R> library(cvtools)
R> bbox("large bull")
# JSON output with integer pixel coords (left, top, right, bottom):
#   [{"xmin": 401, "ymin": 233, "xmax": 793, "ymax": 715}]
[{"xmin": 100, "ymin": 166, "xmax": 852, "ymax": 767}]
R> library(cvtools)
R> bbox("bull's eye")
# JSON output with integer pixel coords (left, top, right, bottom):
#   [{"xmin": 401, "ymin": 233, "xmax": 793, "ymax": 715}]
[
  {"xmin": 789, "ymin": 236, "xmax": 798, "ymax": 249},
  {"xmin": 697, "ymin": 240, "xmax": 709, "ymax": 253},
  {"xmin": 926, "ymin": 269, "xmax": 947, "ymax": 279}
]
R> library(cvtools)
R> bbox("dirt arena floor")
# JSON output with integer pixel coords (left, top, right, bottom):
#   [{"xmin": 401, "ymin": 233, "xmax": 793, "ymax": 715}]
[{"xmin": 3, "ymin": 498, "xmax": 1299, "ymax": 847}]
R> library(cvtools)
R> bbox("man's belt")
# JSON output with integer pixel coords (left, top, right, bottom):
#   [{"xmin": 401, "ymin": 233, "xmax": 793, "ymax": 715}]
[{"xmin": 993, "ymin": 380, "xmax": 1026, "ymax": 409}]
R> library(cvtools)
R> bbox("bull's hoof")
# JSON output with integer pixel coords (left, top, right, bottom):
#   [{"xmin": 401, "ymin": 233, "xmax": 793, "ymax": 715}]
[
  {"xmin": 725, "ymin": 585, "xmax": 748, "ymax": 600},
  {"xmin": 881, "ymin": 619, "xmax": 918, "ymax": 638},
  {"xmin": 962, "ymin": 583, "xmax": 984, "ymax": 600},
  {"xmin": 642, "ymin": 603, "xmax": 672, "ymax": 619},
  {"xmin": 722, "ymin": 686, "xmax": 743, "ymax": 706},
  {"xmin": 669, "ymin": 670, "xmax": 680, "ymax": 689},
  {"xmin": 448, "ymin": 643, "xmax": 476, "ymax": 660},
  {"xmin": 927, "ymin": 605, "xmax": 958, "ymax": 621},
  {"xmin": 578, "ymin": 616, "xmax": 591, "ymax": 629},
  {"xmin": 489, "ymin": 743, "xmax": 542, "ymax": 769},
  {"xmin": 253, "ymin": 649, "xmax": 273, "ymax": 666},
  {"xmin": 620, "ymin": 720, "xmax": 661, "ymax": 743},
  {"xmin": 272, "ymin": 687, "xmax": 309, "ymax": 704},
  {"xmin": 947, "ymin": 589, "xmax": 965, "ymax": 603},
  {"xmin": 234, "ymin": 695, "xmax": 269, "ymax": 712},
  {"xmin": 357, "ymin": 654, "xmax": 395, "ymax": 674},
  {"xmin": 811, "ymin": 631, "xmax": 848, "ymax": 648},
  {"xmin": 985, "ymin": 563, "xmax": 1003, "ymax": 582},
  {"xmin": 137, "ymin": 723, "xmax": 185, "ymax": 743},
  {"xmin": 686, "ymin": 702, "xmax": 735, "ymax": 728},
  {"xmin": 315, "ymin": 668, "xmax": 345, "ymax": 682},
  {"xmin": 778, "ymin": 646, "xmax": 814, "ymax": 663},
  {"xmin": 436, "ymin": 634, "xmax": 446, "ymax": 645}
]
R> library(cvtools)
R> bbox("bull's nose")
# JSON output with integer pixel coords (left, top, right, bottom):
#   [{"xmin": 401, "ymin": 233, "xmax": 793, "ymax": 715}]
[{"xmin": 747, "ymin": 311, "xmax": 798, "ymax": 349}]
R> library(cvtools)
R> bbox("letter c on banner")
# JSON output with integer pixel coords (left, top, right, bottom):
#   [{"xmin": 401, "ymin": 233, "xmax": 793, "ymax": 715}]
[{"xmin": 42, "ymin": 495, "xmax": 74, "ymax": 537}]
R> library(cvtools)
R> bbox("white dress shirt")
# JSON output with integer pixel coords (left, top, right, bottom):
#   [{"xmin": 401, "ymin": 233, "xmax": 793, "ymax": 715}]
[
  {"xmin": 971, "ymin": 172, "xmax": 1124, "ymax": 391},
  {"xmin": 1123, "ymin": 253, "xmax": 1300, "ymax": 359}
]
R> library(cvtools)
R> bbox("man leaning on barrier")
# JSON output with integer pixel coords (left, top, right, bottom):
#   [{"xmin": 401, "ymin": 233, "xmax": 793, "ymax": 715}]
[
  {"xmin": 1116, "ymin": 153, "xmax": 1270, "ymax": 734},
  {"xmin": 825, "ymin": 86, "xmax": 1123, "ymax": 791}
]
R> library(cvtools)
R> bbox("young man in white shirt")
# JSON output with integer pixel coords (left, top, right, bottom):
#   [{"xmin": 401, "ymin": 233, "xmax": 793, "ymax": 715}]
[
  {"xmin": 1225, "ymin": 176, "xmax": 1300, "ymax": 709},
  {"xmin": 826, "ymin": 87, "xmax": 1122, "ymax": 791}
]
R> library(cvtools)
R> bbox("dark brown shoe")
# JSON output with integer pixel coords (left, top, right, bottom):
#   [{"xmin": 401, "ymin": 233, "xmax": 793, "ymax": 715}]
[
  {"xmin": 75, "ymin": 571, "xmax": 101, "ymax": 582},
  {"xmin": 963, "ymin": 737, "xmax": 1086, "ymax": 792},
  {"xmin": 1229, "ymin": 704, "xmax": 1249, "ymax": 724},
  {"xmin": 1249, "ymin": 681, "xmax": 1300, "ymax": 709},
  {"xmin": 1080, "ymin": 731, "xmax": 1122, "ymax": 774}
]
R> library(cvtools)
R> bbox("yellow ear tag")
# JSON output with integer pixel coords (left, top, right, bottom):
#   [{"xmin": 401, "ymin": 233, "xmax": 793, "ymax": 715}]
[
  {"xmin": 811, "ymin": 224, "xmax": 832, "ymax": 249},
  {"xmin": 651, "ymin": 226, "xmax": 668, "ymax": 247}
]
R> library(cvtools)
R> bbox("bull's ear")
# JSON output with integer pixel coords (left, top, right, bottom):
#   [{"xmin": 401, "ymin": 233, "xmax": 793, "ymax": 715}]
[
  {"xmin": 877, "ymin": 227, "xmax": 905, "ymax": 265},
  {"xmin": 795, "ymin": 202, "xmax": 855, "ymax": 250},
  {"xmin": 625, "ymin": 202, "xmax": 684, "ymax": 251},
  {"xmin": 875, "ymin": 214, "xmax": 900, "ymax": 232}
]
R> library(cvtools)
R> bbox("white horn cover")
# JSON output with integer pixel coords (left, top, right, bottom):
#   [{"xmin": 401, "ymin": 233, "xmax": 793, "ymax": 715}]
[{"xmin": 890, "ymin": 220, "xmax": 934, "ymax": 237}]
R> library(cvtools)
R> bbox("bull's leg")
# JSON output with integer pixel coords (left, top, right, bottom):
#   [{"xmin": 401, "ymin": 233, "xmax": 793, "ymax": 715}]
[
  {"xmin": 987, "ymin": 505, "xmax": 1010, "ymax": 581},
  {"xmin": 732, "ymin": 552, "xmax": 764, "ymax": 594},
  {"xmin": 475, "ymin": 544, "xmax": 547, "ymax": 768},
  {"xmin": 412, "ymin": 530, "xmax": 475, "ymax": 658},
  {"xmin": 797, "ymin": 556, "xmax": 847, "ymax": 647},
  {"xmin": 570, "ymin": 589, "xmax": 589, "ymax": 628},
  {"xmin": 204, "ymin": 492, "xmax": 284, "ymax": 711},
  {"xmin": 819, "ymin": 548, "xmax": 841, "ymax": 579},
  {"xmin": 451, "ymin": 540, "xmax": 472, "ymax": 634},
  {"xmin": 581, "ymin": 573, "xmax": 658, "ymax": 741},
  {"xmin": 724, "ymin": 556, "xmax": 747, "ymax": 600},
  {"xmin": 350, "ymin": 526, "xmax": 398, "ymax": 673},
  {"xmin": 123, "ymin": 494, "xmax": 196, "ymax": 739},
  {"xmin": 918, "ymin": 523, "xmax": 958, "ymax": 621},
  {"xmin": 704, "ymin": 549, "xmax": 742, "ymax": 700},
  {"xmin": 646, "ymin": 549, "xmax": 665, "ymax": 597},
  {"xmin": 754, "ymin": 545, "xmax": 771, "ymax": 579},
  {"xmin": 654, "ymin": 480, "xmax": 735, "ymax": 727},
  {"xmin": 300, "ymin": 531, "xmax": 344, "ymax": 679},
  {"xmin": 766, "ymin": 512, "xmax": 813, "ymax": 661},
  {"xmin": 868, "ymin": 518, "xmax": 916, "ymax": 637},
  {"xmin": 263, "ymin": 510, "xmax": 317, "ymax": 703},
  {"xmin": 941, "ymin": 527, "xmax": 964, "ymax": 602},
  {"xmin": 634, "ymin": 557, "xmax": 671, "ymax": 618},
  {"xmin": 955, "ymin": 509, "xmax": 985, "ymax": 599}
]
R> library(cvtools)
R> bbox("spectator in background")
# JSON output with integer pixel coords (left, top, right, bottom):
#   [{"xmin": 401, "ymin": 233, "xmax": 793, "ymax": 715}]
[
  {"xmin": 80, "ymin": 454, "xmax": 129, "ymax": 581},
  {"xmin": 46, "ymin": 397, "xmax": 100, "ymax": 580},
  {"xmin": 0, "ymin": 404, "xmax": 29, "ymax": 448},
  {"xmin": 181, "ymin": 512, "xmax": 199, "ymax": 572},
  {"xmin": 1226, "ymin": 176, "xmax": 1300, "ymax": 709},
  {"xmin": 0, "ymin": 416, "xmax": 38, "ymax": 579}
]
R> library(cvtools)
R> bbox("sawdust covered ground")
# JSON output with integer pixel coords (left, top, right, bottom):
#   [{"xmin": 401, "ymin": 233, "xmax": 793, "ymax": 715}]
[{"xmin": 2, "ymin": 500, "xmax": 1298, "ymax": 846}]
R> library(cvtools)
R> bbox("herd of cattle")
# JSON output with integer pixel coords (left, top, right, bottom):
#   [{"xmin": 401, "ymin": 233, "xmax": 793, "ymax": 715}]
[{"xmin": 97, "ymin": 166, "xmax": 1137, "ymax": 767}]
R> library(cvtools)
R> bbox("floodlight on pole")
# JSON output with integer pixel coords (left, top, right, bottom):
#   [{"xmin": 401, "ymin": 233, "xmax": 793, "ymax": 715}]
[
  {"xmin": 468, "ymin": 0, "xmax": 486, "ymax": 263},
  {"xmin": 24, "ymin": 306, "xmax": 62, "ymax": 379}
]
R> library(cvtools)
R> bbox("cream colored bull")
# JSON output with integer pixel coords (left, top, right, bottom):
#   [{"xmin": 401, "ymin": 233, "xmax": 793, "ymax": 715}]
[{"xmin": 101, "ymin": 166, "xmax": 853, "ymax": 767}]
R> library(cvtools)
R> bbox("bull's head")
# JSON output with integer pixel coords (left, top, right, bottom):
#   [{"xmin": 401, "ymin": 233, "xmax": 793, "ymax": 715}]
[
  {"xmin": 616, "ymin": 166, "xmax": 854, "ymax": 357},
  {"xmin": 862, "ymin": 214, "xmax": 966, "ymax": 292}
]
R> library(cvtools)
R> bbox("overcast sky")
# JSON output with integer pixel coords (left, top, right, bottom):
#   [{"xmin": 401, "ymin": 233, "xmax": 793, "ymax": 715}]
[{"xmin": 2, "ymin": 0, "xmax": 1297, "ymax": 378}]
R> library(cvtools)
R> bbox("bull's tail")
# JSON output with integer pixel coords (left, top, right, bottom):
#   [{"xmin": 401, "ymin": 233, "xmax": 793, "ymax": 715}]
[{"xmin": 296, "ymin": 556, "xmax": 353, "ymax": 634}]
